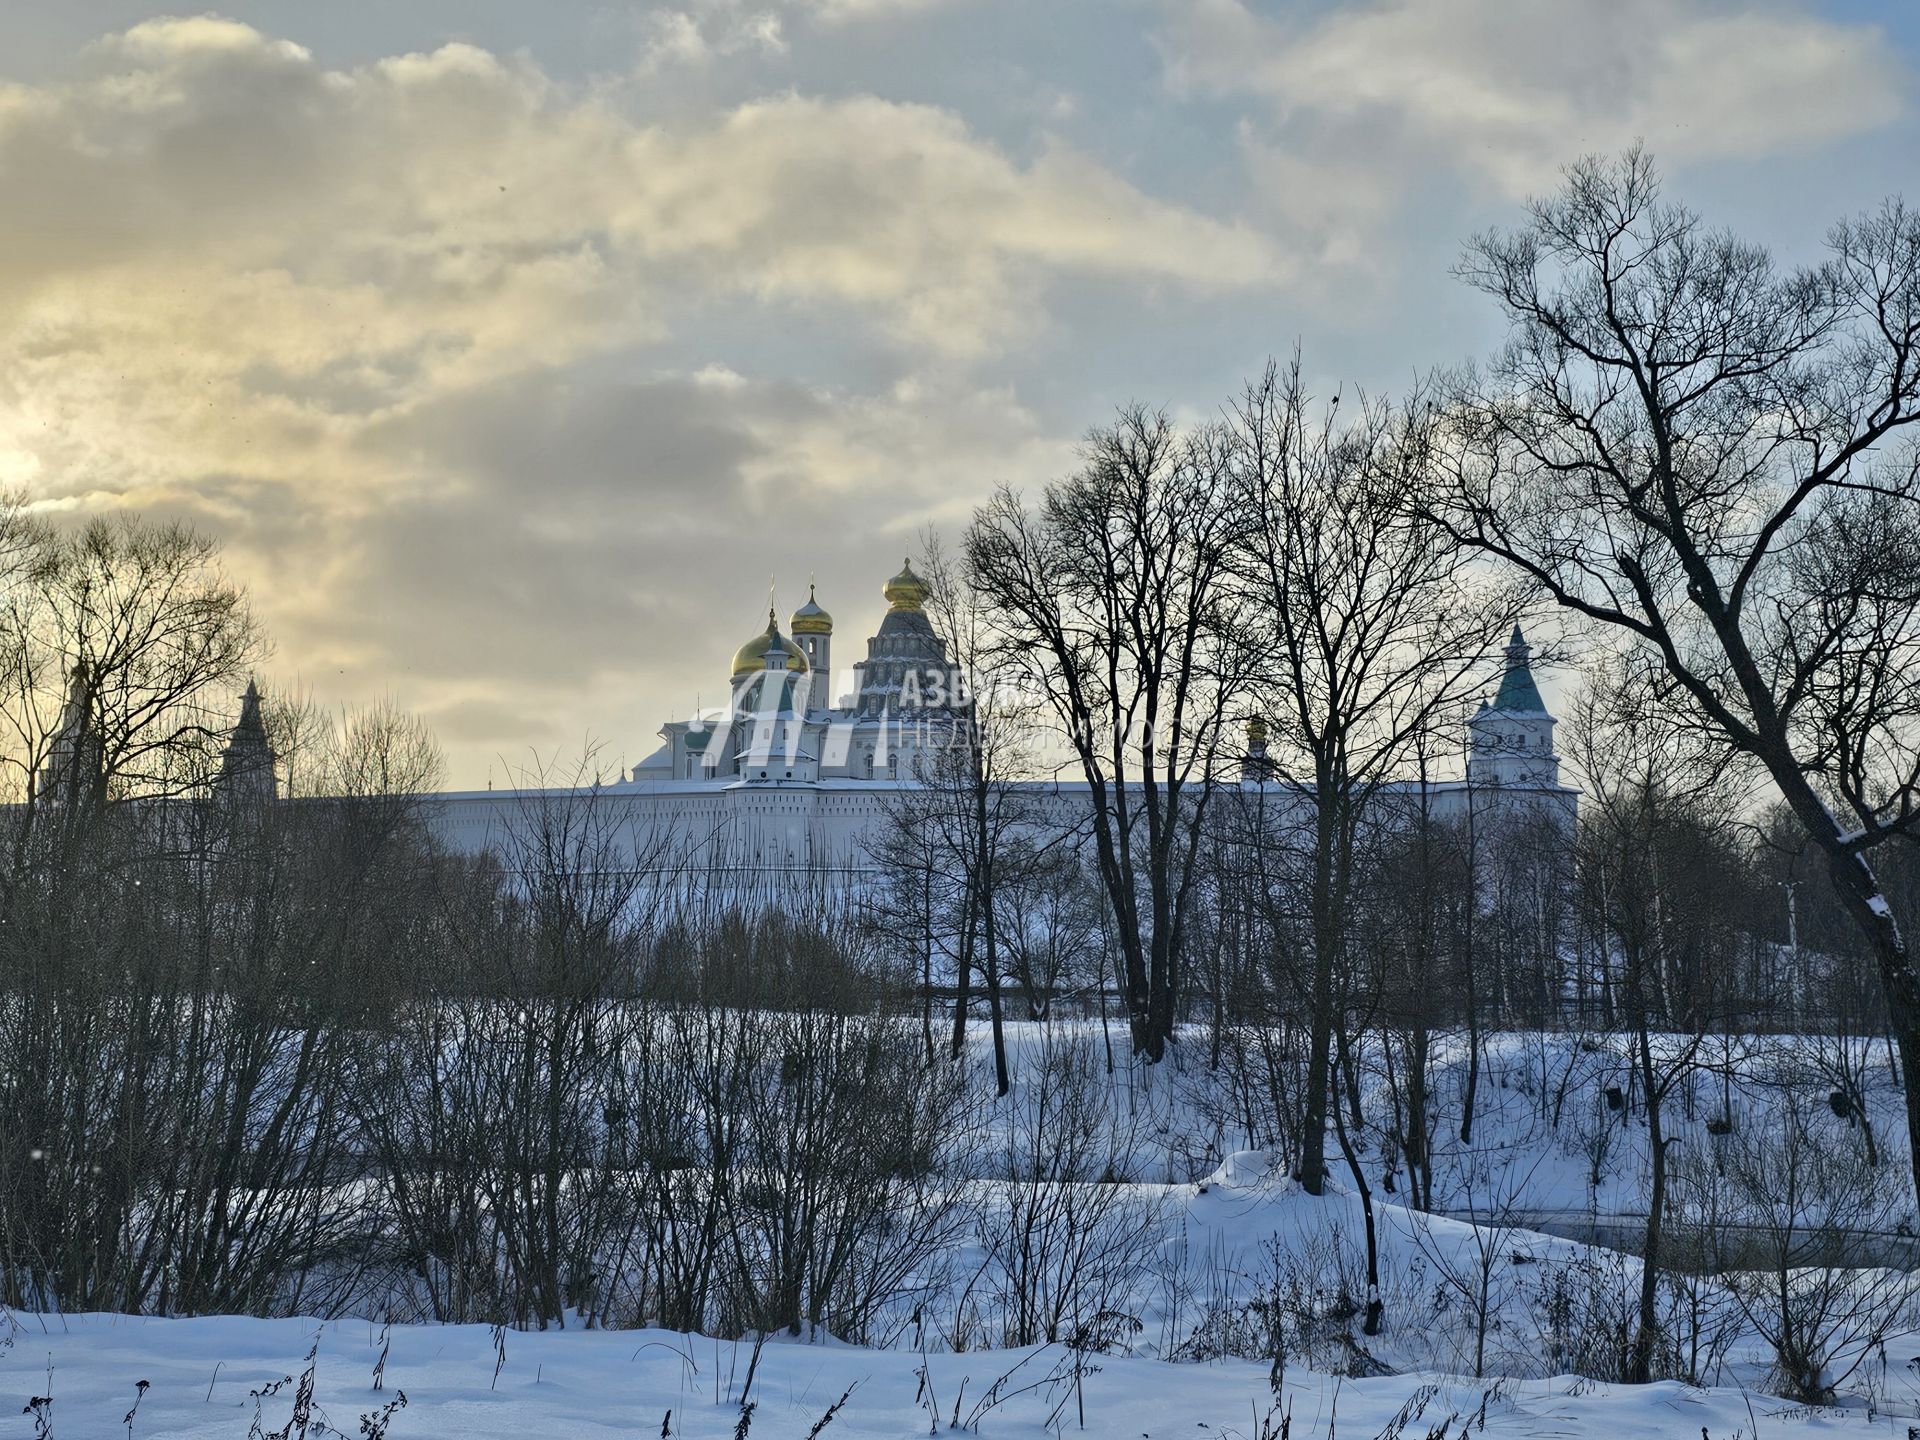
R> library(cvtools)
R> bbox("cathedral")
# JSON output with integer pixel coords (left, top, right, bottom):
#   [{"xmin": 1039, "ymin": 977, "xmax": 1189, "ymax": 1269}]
[
  {"xmin": 429, "ymin": 557, "xmax": 985, "ymax": 886},
  {"xmin": 640, "ymin": 559, "xmax": 971, "ymax": 787}
]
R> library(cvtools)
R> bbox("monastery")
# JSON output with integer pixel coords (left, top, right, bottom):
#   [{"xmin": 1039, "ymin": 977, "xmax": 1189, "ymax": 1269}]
[
  {"xmin": 45, "ymin": 557, "xmax": 1575, "ymax": 894},
  {"xmin": 424, "ymin": 557, "xmax": 1576, "ymax": 889}
]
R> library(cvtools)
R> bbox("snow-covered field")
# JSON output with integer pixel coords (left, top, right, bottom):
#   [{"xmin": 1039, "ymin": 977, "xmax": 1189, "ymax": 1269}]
[
  {"xmin": 0, "ymin": 1308, "xmax": 1881, "ymax": 1439},
  {"xmin": 6, "ymin": 1021, "xmax": 1918, "ymax": 1437}
]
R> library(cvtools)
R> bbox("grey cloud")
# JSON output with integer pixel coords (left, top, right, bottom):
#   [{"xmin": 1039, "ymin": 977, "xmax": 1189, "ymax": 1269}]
[
  {"xmin": 291, "ymin": 367, "xmax": 1014, "ymax": 765},
  {"xmin": 341, "ymin": 372, "xmax": 790, "ymax": 680},
  {"xmin": 1159, "ymin": 0, "xmax": 1905, "ymax": 200}
]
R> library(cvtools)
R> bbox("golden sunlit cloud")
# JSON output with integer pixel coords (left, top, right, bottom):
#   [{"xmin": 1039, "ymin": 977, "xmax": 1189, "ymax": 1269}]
[{"xmin": 0, "ymin": 17, "xmax": 1282, "ymax": 777}]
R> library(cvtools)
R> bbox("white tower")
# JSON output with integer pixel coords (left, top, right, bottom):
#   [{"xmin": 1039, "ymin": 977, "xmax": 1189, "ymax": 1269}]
[{"xmin": 1467, "ymin": 626, "xmax": 1559, "ymax": 787}]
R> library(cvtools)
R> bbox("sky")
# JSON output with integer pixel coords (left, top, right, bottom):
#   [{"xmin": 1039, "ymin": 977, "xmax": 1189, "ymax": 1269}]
[{"xmin": 0, "ymin": 1, "xmax": 1914, "ymax": 786}]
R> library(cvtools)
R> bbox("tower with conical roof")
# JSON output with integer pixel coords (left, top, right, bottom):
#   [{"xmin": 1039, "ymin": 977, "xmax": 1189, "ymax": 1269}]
[
  {"xmin": 845, "ymin": 558, "xmax": 967, "ymax": 779},
  {"xmin": 852, "ymin": 559, "xmax": 945, "ymax": 717},
  {"xmin": 1467, "ymin": 626, "xmax": 1559, "ymax": 787},
  {"xmin": 39, "ymin": 663, "xmax": 102, "ymax": 808},
  {"xmin": 216, "ymin": 679, "xmax": 278, "ymax": 804}
]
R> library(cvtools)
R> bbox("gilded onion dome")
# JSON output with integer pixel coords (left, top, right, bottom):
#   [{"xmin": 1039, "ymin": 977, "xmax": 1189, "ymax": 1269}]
[
  {"xmin": 790, "ymin": 584, "xmax": 833, "ymax": 635},
  {"xmin": 883, "ymin": 557, "xmax": 929, "ymax": 612},
  {"xmin": 731, "ymin": 609, "xmax": 810, "ymax": 679}
]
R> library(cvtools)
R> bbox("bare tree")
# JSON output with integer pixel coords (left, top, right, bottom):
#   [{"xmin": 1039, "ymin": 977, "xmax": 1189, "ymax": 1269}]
[
  {"xmin": 351, "ymin": 754, "xmax": 663, "ymax": 1329},
  {"xmin": 1405, "ymin": 1146, "xmax": 1549, "ymax": 1380},
  {"xmin": 1229, "ymin": 358, "xmax": 1525, "ymax": 1194},
  {"xmin": 1563, "ymin": 656, "xmax": 1755, "ymax": 1382},
  {"xmin": 31, "ymin": 515, "xmax": 260, "ymax": 809},
  {"xmin": 1350, "ymin": 739, "xmax": 1476, "ymax": 1212},
  {"xmin": 727, "ymin": 1003, "xmax": 972, "ymax": 1342},
  {"xmin": 0, "ymin": 494, "xmax": 57, "ymax": 805},
  {"xmin": 865, "ymin": 787, "xmax": 952, "ymax": 1066},
  {"xmin": 994, "ymin": 837, "xmax": 1103, "ymax": 1020},
  {"xmin": 1419, "ymin": 147, "xmax": 1920, "ymax": 1203},
  {"xmin": 0, "ymin": 688, "xmax": 440, "ymax": 1318},
  {"xmin": 1698, "ymin": 1092, "xmax": 1920, "ymax": 1403},
  {"xmin": 913, "ymin": 534, "xmax": 1039, "ymax": 1093},
  {"xmin": 966, "ymin": 407, "xmax": 1251, "ymax": 1060},
  {"xmin": 976, "ymin": 1032, "xmax": 1167, "ymax": 1348}
]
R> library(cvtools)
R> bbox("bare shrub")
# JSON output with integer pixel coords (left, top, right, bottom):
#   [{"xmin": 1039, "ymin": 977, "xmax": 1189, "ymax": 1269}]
[
  {"xmin": 1252, "ymin": 1225, "xmax": 1396, "ymax": 1377},
  {"xmin": 1405, "ymin": 1151, "xmax": 1546, "ymax": 1379},
  {"xmin": 976, "ymin": 1034, "xmax": 1167, "ymax": 1349},
  {"xmin": 725, "ymin": 1005, "xmax": 974, "ymax": 1344},
  {"xmin": 1696, "ymin": 1093, "xmax": 1920, "ymax": 1402}
]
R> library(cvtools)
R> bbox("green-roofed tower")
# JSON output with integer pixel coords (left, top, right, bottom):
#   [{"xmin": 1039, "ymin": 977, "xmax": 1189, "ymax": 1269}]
[
  {"xmin": 1468, "ymin": 626, "xmax": 1560, "ymax": 787},
  {"xmin": 1490, "ymin": 624, "xmax": 1547, "ymax": 713}
]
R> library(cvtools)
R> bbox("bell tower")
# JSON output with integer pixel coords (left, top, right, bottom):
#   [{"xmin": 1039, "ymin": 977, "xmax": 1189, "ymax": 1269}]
[{"xmin": 789, "ymin": 583, "xmax": 833, "ymax": 712}]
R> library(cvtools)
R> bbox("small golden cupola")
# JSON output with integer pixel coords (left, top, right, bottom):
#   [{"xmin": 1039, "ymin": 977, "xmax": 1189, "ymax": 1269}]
[
  {"xmin": 883, "ymin": 557, "xmax": 929, "ymax": 612},
  {"xmin": 790, "ymin": 584, "xmax": 833, "ymax": 635},
  {"xmin": 732, "ymin": 609, "xmax": 810, "ymax": 679},
  {"xmin": 1242, "ymin": 712, "xmax": 1274, "ymax": 783}
]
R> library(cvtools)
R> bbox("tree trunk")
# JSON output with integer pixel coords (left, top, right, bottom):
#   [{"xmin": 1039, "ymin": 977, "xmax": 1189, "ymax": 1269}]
[
  {"xmin": 1298, "ymin": 958, "xmax": 1335, "ymax": 1195},
  {"xmin": 920, "ymin": 875, "xmax": 936, "ymax": 1066},
  {"xmin": 1297, "ymin": 795, "xmax": 1340, "ymax": 1194},
  {"xmin": 1406, "ymin": 1023, "xmax": 1432, "ymax": 1211},
  {"xmin": 1769, "ymin": 757, "xmax": 1920, "ymax": 1211},
  {"xmin": 976, "ymin": 791, "xmax": 1010, "ymax": 1098},
  {"xmin": 1460, "ymin": 962, "xmax": 1481, "ymax": 1145},
  {"xmin": 1629, "ymin": 1010, "xmax": 1665, "ymax": 1385},
  {"xmin": 1329, "ymin": 1054, "xmax": 1383, "ymax": 1337},
  {"xmin": 949, "ymin": 887, "xmax": 976, "ymax": 1064},
  {"xmin": 1819, "ymin": 844, "xmax": 1920, "ymax": 1208}
]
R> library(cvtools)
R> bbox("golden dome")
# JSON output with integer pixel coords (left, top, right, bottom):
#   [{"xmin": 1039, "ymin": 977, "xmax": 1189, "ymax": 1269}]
[
  {"xmin": 732, "ymin": 610, "xmax": 810, "ymax": 679},
  {"xmin": 883, "ymin": 557, "xmax": 929, "ymax": 612},
  {"xmin": 790, "ymin": 584, "xmax": 833, "ymax": 635},
  {"xmin": 1247, "ymin": 714, "xmax": 1269, "ymax": 747}
]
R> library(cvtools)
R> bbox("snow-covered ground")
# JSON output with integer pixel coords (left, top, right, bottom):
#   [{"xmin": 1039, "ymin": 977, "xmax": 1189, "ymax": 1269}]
[
  {"xmin": 954, "ymin": 1021, "xmax": 1914, "ymax": 1213},
  {"xmin": 0, "ymin": 1308, "xmax": 1884, "ymax": 1439},
  {"xmin": 6, "ymin": 1021, "xmax": 1918, "ymax": 1436}
]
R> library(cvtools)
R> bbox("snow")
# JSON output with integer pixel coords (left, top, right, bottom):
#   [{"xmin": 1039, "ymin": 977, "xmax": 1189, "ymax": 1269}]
[
  {"xmin": 956, "ymin": 1022, "xmax": 1916, "ymax": 1219},
  {"xmin": 7, "ymin": 1022, "xmax": 1920, "ymax": 1436},
  {"xmin": 0, "ymin": 1309, "xmax": 1887, "ymax": 1439}
]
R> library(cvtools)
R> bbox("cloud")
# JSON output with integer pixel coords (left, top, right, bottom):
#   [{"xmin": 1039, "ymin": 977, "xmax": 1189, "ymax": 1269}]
[
  {"xmin": 1161, "ymin": 0, "xmax": 1904, "ymax": 198},
  {"xmin": 0, "ymin": 17, "xmax": 1276, "ymax": 376},
  {"xmin": 798, "ymin": 0, "xmax": 951, "ymax": 22},
  {"xmin": 637, "ymin": 2, "xmax": 788, "ymax": 71},
  {"xmin": 316, "ymin": 368, "xmax": 1071, "ymax": 764},
  {"xmin": 0, "ymin": 17, "xmax": 1278, "ymax": 777},
  {"xmin": 631, "ymin": 96, "xmax": 1284, "ymax": 349},
  {"xmin": 637, "ymin": 0, "xmax": 955, "ymax": 68}
]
